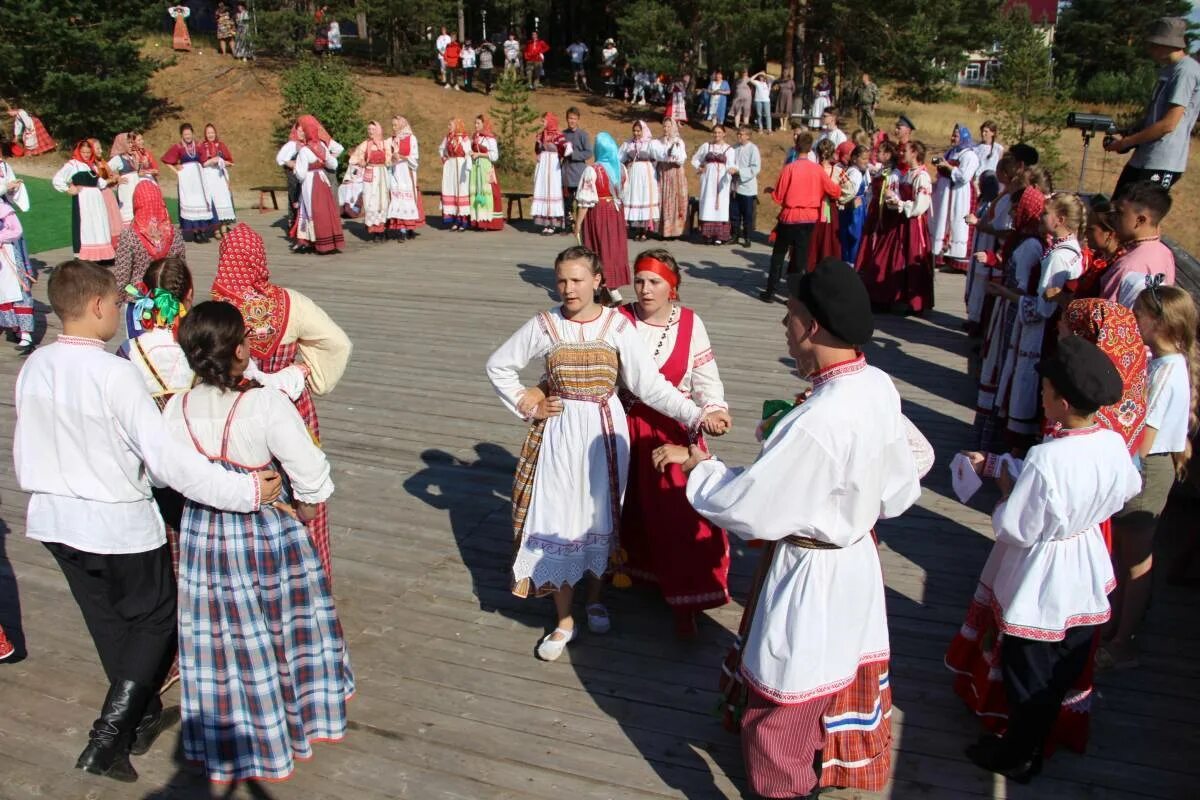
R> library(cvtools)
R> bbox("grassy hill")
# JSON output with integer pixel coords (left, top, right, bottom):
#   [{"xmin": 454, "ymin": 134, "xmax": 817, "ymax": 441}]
[
  {"xmin": 14, "ymin": 176, "xmax": 178, "ymax": 256},
  {"xmin": 8, "ymin": 38, "xmax": 1199, "ymax": 255}
]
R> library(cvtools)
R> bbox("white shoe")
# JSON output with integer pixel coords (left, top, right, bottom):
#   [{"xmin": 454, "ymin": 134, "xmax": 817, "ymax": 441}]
[
  {"xmin": 536, "ymin": 626, "xmax": 577, "ymax": 661},
  {"xmin": 586, "ymin": 604, "xmax": 611, "ymax": 635}
]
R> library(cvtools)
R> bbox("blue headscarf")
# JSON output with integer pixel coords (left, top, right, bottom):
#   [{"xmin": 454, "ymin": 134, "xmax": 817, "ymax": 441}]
[
  {"xmin": 946, "ymin": 122, "xmax": 975, "ymax": 160},
  {"xmin": 594, "ymin": 132, "xmax": 621, "ymax": 189}
]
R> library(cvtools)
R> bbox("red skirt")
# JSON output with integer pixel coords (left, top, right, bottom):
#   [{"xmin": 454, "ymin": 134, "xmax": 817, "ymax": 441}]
[
  {"xmin": 620, "ymin": 403, "xmax": 730, "ymax": 612},
  {"xmin": 856, "ymin": 212, "xmax": 934, "ymax": 313},
  {"xmin": 807, "ymin": 210, "xmax": 842, "ymax": 266},
  {"xmin": 581, "ymin": 199, "xmax": 630, "ymax": 290},
  {"xmin": 309, "ymin": 179, "xmax": 345, "ymax": 253}
]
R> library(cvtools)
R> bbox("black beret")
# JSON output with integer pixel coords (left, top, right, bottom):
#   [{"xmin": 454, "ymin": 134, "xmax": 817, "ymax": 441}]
[
  {"xmin": 1036, "ymin": 335, "xmax": 1123, "ymax": 413},
  {"xmin": 792, "ymin": 257, "xmax": 874, "ymax": 346},
  {"xmin": 1009, "ymin": 142, "xmax": 1039, "ymax": 166},
  {"xmin": 897, "ymin": 114, "xmax": 916, "ymax": 132}
]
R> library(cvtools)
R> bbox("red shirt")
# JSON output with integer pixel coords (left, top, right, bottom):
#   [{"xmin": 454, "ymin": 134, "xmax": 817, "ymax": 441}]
[
  {"xmin": 524, "ymin": 39, "xmax": 549, "ymax": 64},
  {"xmin": 444, "ymin": 42, "xmax": 462, "ymax": 68},
  {"xmin": 772, "ymin": 159, "xmax": 840, "ymax": 224}
]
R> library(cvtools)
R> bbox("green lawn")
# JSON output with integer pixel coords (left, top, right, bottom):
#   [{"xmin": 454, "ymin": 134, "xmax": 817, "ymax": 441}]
[{"xmin": 13, "ymin": 174, "xmax": 179, "ymax": 256}]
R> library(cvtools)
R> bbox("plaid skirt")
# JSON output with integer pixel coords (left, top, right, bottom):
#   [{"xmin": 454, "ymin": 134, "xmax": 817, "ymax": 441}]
[{"xmin": 179, "ymin": 475, "xmax": 354, "ymax": 784}]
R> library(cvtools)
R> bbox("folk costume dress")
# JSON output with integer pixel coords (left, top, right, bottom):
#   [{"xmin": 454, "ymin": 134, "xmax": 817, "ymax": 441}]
[
  {"xmin": 964, "ymin": 190, "xmax": 1013, "ymax": 337},
  {"xmin": 438, "ymin": 123, "xmax": 472, "ymax": 227},
  {"xmin": 161, "ymin": 139, "xmax": 219, "ymax": 242},
  {"xmin": 468, "ymin": 124, "xmax": 504, "ymax": 231},
  {"xmin": 657, "ymin": 132, "xmax": 689, "ymax": 238},
  {"xmin": 532, "ymin": 115, "xmax": 572, "ymax": 229},
  {"xmin": 576, "ymin": 163, "xmax": 630, "ymax": 291},
  {"xmin": 349, "ymin": 135, "xmax": 394, "ymax": 235},
  {"xmin": 10, "ymin": 109, "xmax": 55, "ymax": 157},
  {"xmin": 113, "ymin": 181, "xmax": 186, "ymax": 289},
  {"xmin": 691, "ymin": 355, "xmax": 923, "ymax": 797},
  {"xmin": 667, "ymin": 81, "xmax": 689, "ymax": 123},
  {"xmin": 485, "ymin": 306, "xmax": 704, "ymax": 598},
  {"xmin": 162, "ymin": 383, "xmax": 353, "ymax": 784},
  {"xmin": 692, "ymin": 142, "xmax": 733, "ymax": 241},
  {"xmin": 108, "ymin": 133, "xmax": 142, "ymax": 224},
  {"xmin": 930, "ymin": 125, "xmax": 982, "ymax": 272},
  {"xmin": 807, "ymin": 162, "xmax": 844, "ymax": 264},
  {"xmin": 856, "ymin": 166, "xmax": 933, "ymax": 313},
  {"xmin": 169, "ymin": 5, "xmax": 191, "ymax": 51},
  {"xmin": 52, "ymin": 144, "xmax": 115, "ymax": 260},
  {"xmin": 93, "ymin": 144, "xmax": 126, "ymax": 250},
  {"xmin": 946, "ymin": 426, "xmax": 1140, "ymax": 758},
  {"xmin": 199, "ymin": 136, "xmax": 237, "ymax": 226},
  {"xmin": 387, "ymin": 121, "xmax": 424, "ymax": 235},
  {"xmin": 0, "ymin": 201, "xmax": 33, "ymax": 338},
  {"xmin": 212, "ymin": 223, "xmax": 353, "ymax": 582},
  {"xmin": 292, "ymin": 117, "xmax": 344, "ymax": 254},
  {"xmin": 618, "ymin": 300, "xmax": 731, "ymax": 617},
  {"xmin": 838, "ymin": 165, "xmax": 869, "ymax": 265},
  {"xmin": 619, "ymin": 126, "xmax": 661, "ymax": 235}
]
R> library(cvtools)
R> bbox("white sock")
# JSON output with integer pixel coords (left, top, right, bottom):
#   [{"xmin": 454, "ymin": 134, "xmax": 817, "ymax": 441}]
[{"xmin": 18, "ymin": 332, "xmax": 32, "ymax": 345}]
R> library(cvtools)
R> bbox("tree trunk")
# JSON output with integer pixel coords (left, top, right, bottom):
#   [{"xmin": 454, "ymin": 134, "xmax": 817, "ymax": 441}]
[
  {"xmin": 457, "ymin": 0, "xmax": 466, "ymax": 41},
  {"xmin": 782, "ymin": 0, "xmax": 800, "ymax": 77}
]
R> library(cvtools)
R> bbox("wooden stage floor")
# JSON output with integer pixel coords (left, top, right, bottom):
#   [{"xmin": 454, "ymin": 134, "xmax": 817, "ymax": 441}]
[{"xmin": 0, "ymin": 216, "xmax": 1194, "ymax": 799}]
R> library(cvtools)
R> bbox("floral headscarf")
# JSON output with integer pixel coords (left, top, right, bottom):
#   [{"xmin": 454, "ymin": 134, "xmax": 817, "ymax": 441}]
[
  {"xmin": 538, "ymin": 113, "xmax": 564, "ymax": 147},
  {"xmin": 1064, "ymin": 299, "xmax": 1148, "ymax": 452},
  {"xmin": 211, "ymin": 222, "xmax": 290, "ymax": 359},
  {"xmin": 132, "ymin": 180, "xmax": 176, "ymax": 261},
  {"xmin": 1001, "ymin": 186, "xmax": 1047, "ymax": 263}
]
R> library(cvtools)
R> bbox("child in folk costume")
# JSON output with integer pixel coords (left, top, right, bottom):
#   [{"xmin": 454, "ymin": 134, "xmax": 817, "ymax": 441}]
[
  {"xmin": 619, "ymin": 120, "xmax": 661, "ymax": 241},
  {"xmin": 108, "ymin": 134, "xmax": 142, "ymax": 224},
  {"xmin": 52, "ymin": 140, "xmax": 115, "ymax": 260},
  {"xmin": 657, "ymin": 118, "xmax": 689, "ymax": 239},
  {"xmin": 930, "ymin": 123, "xmax": 981, "ymax": 272},
  {"xmin": 7, "ymin": 108, "xmax": 55, "ymax": 157},
  {"xmin": 963, "ymin": 154, "xmax": 1018, "ymax": 336},
  {"xmin": 532, "ymin": 113, "xmax": 572, "ymax": 235},
  {"xmin": 807, "ymin": 138, "xmax": 844, "ymax": 264},
  {"xmin": 986, "ymin": 193, "xmax": 1087, "ymax": 450},
  {"xmin": 948, "ymin": 300, "xmax": 1147, "ymax": 760},
  {"xmin": 15, "ymin": 260, "xmax": 278, "ymax": 783},
  {"xmin": 348, "ymin": 121, "xmax": 394, "ymax": 241},
  {"xmin": 0, "ymin": 199, "xmax": 35, "ymax": 353},
  {"xmin": 164, "ymin": 301, "xmax": 352, "ymax": 784},
  {"xmin": 387, "ymin": 116, "xmax": 424, "ymax": 239},
  {"xmin": 438, "ymin": 118, "xmax": 472, "ymax": 230},
  {"xmin": 666, "ymin": 79, "xmax": 689, "ymax": 123},
  {"xmin": 468, "ymin": 115, "xmax": 504, "ymax": 231},
  {"xmin": 485, "ymin": 246, "xmax": 729, "ymax": 661},
  {"xmin": 838, "ymin": 145, "xmax": 870, "ymax": 265},
  {"xmin": 290, "ymin": 115, "xmax": 344, "ymax": 254},
  {"xmin": 574, "ymin": 133, "xmax": 631, "ymax": 302},
  {"xmin": 957, "ymin": 336, "xmax": 1140, "ymax": 784},
  {"xmin": 113, "ymin": 181, "xmax": 186, "ymax": 289},
  {"xmin": 168, "ymin": 5, "xmax": 191, "ymax": 51},
  {"xmin": 198, "ymin": 124, "xmax": 236, "ymax": 236},
  {"xmin": 691, "ymin": 125, "xmax": 734, "ymax": 244},
  {"xmin": 91, "ymin": 139, "xmax": 126, "ymax": 251},
  {"xmin": 1101, "ymin": 285, "xmax": 1200, "ymax": 671},
  {"xmin": 161, "ymin": 124, "xmax": 218, "ymax": 244},
  {"xmin": 212, "ymin": 223, "xmax": 352, "ymax": 582},
  {"xmin": 129, "ymin": 132, "xmax": 159, "ymax": 182}
]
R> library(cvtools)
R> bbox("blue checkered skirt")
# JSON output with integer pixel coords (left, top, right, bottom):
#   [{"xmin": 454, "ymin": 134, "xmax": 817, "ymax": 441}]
[{"xmin": 178, "ymin": 469, "xmax": 354, "ymax": 783}]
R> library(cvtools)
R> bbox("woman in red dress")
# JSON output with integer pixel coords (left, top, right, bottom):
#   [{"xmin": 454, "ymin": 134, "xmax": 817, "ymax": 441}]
[
  {"xmin": 573, "ymin": 132, "xmax": 631, "ymax": 303},
  {"xmin": 807, "ymin": 137, "xmax": 844, "ymax": 265}
]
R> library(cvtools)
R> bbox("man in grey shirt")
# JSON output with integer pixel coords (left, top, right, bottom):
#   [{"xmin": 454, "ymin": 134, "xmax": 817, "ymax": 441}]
[
  {"xmin": 561, "ymin": 107, "xmax": 593, "ymax": 222},
  {"xmin": 729, "ymin": 125, "xmax": 762, "ymax": 247},
  {"xmin": 1107, "ymin": 17, "xmax": 1200, "ymax": 195}
]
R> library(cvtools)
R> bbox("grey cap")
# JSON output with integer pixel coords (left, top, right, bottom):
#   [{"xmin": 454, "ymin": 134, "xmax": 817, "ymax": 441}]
[{"xmin": 1146, "ymin": 17, "xmax": 1187, "ymax": 50}]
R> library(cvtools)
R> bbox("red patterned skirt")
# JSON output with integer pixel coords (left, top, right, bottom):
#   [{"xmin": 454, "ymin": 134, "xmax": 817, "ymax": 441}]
[
  {"xmin": 807, "ymin": 205, "xmax": 842, "ymax": 265},
  {"xmin": 580, "ymin": 198, "xmax": 630, "ymax": 290}
]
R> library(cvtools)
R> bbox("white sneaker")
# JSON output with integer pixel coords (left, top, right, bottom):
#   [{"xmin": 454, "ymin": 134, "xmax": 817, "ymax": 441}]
[
  {"xmin": 536, "ymin": 626, "xmax": 577, "ymax": 661},
  {"xmin": 586, "ymin": 604, "xmax": 611, "ymax": 635}
]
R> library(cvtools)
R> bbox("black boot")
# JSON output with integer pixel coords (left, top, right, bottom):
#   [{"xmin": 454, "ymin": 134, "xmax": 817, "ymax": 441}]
[
  {"xmin": 128, "ymin": 694, "xmax": 164, "ymax": 756},
  {"xmin": 75, "ymin": 680, "xmax": 150, "ymax": 782}
]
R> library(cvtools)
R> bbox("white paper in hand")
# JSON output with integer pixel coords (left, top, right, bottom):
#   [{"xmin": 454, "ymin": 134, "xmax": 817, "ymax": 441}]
[{"xmin": 950, "ymin": 453, "xmax": 983, "ymax": 503}]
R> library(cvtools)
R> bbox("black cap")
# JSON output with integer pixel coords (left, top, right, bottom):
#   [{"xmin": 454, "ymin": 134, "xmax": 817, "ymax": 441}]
[
  {"xmin": 1036, "ymin": 335, "xmax": 1123, "ymax": 413},
  {"xmin": 792, "ymin": 257, "xmax": 874, "ymax": 346},
  {"xmin": 897, "ymin": 114, "xmax": 916, "ymax": 132},
  {"xmin": 1009, "ymin": 142, "xmax": 1039, "ymax": 166}
]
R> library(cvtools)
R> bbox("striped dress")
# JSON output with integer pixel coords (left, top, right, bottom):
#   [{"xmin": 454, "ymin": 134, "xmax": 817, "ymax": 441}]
[{"xmin": 166, "ymin": 387, "xmax": 352, "ymax": 784}]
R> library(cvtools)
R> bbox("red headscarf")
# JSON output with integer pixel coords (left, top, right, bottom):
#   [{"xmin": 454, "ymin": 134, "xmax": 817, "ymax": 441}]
[
  {"xmin": 1001, "ymin": 187, "xmax": 1046, "ymax": 263},
  {"xmin": 211, "ymin": 223, "xmax": 291, "ymax": 359},
  {"xmin": 290, "ymin": 115, "xmax": 331, "ymax": 144},
  {"xmin": 539, "ymin": 113, "xmax": 564, "ymax": 147},
  {"xmin": 132, "ymin": 180, "xmax": 176, "ymax": 261},
  {"xmin": 72, "ymin": 139, "xmax": 97, "ymax": 167},
  {"xmin": 199, "ymin": 124, "xmax": 224, "ymax": 161},
  {"xmin": 1063, "ymin": 299, "xmax": 1148, "ymax": 453},
  {"xmin": 475, "ymin": 115, "xmax": 495, "ymax": 138},
  {"xmin": 297, "ymin": 115, "xmax": 328, "ymax": 162}
]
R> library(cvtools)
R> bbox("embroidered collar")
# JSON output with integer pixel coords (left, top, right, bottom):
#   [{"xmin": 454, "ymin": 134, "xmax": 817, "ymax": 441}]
[
  {"xmin": 57, "ymin": 334, "xmax": 105, "ymax": 349},
  {"xmin": 1051, "ymin": 423, "xmax": 1101, "ymax": 439},
  {"xmin": 810, "ymin": 353, "xmax": 866, "ymax": 389}
]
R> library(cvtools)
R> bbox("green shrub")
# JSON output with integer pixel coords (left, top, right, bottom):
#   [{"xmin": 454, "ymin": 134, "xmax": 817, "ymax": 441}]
[
  {"xmin": 276, "ymin": 57, "xmax": 367, "ymax": 173},
  {"xmin": 1076, "ymin": 67, "xmax": 1157, "ymax": 106}
]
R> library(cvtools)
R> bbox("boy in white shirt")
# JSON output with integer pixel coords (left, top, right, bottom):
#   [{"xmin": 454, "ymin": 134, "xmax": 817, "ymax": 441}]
[{"xmin": 14, "ymin": 260, "xmax": 281, "ymax": 782}]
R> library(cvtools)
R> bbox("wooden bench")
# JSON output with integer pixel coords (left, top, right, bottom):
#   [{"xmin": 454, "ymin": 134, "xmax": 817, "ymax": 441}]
[
  {"xmin": 251, "ymin": 185, "xmax": 287, "ymax": 214},
  {"xmin": 419, "ymin": 189, "xmax": 534, "ymax": 221}
]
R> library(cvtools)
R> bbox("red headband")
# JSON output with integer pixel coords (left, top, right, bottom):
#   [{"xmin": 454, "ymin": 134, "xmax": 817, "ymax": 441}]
[{"xmin": 634, "ymin": 256, "xmax": 679, "ymax": 290}]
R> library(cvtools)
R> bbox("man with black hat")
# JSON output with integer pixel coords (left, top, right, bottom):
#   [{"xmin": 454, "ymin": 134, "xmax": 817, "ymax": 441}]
[
  {"xmin": 1106, "ymin": 17, "xmax": 1200, "ymax": 195},
  {"xmin": 653, "ymin": 258, "xmax": 924, "ymax": 798},
  {"xmin": 959, "ymin": 335, "xmax": 1141, "ymax": 783}
]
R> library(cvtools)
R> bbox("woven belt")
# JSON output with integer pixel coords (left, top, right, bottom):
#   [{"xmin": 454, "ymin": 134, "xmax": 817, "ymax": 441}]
[{"xmin": 784, "ymin": 535, "xmax": 841, "ymax": 550}]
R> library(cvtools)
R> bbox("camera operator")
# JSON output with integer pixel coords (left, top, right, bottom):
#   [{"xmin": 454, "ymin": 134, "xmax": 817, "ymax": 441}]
[{"xmin": 1105, "ymin": 17, "xmax": 1200, "ymax": 196}]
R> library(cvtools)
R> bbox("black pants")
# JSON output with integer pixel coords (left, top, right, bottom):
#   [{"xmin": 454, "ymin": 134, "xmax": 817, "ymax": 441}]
[
  {"xmin": 1114, "ymin": 164, "xmax": 1183, "ymax": 198},
  {"xmin": 45, "ymin": 542, "xmax": 177, "ymax": 689},
  {"xmin": 731, "ymin": 193, "xmax": 757, "ymax": 243},
  {"xmin": 767, "ymin": 222, "xmax": 814, "ymax": 293},
  {"xmin": 480, "ymin": 68, "xmax": 494, "ymax": 94},
  {"xmin": 1000, "ymin": 624, "xmax": 1096, "ymax": 761},
  {"xmin": 285, "ymin": 169, "xmax": 301, "ymax": 227}
]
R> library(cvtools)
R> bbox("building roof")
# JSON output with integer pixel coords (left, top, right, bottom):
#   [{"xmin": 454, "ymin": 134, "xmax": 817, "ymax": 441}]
[{"xmin": 1006, "ymin": 0, "xmax": 1058, "ymax": 25}]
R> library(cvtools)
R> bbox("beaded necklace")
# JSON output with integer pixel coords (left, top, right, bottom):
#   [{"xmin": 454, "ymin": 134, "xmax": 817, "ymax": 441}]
[{"xmin": 636, "ymin": 303, "xmax": 679, "ymax": 361}]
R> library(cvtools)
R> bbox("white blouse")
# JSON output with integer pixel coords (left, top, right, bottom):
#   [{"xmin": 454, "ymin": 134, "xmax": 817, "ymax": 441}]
[
  {"xmin": 281, "ymin": 288, "xmax": 353, "ymax": 395},
  {"xmin": 53, "ymin": 159, "xmax": 107, "ymax": 191},
  {"xmin": 899, "ymin": 168, "xmax": 932, "ymax": 218},
  {"xmin": 656, "ymin": 137, "xmax": 687, "ymax": 167},
  {"xmin": 624, "ymin": 306, "xmax": 727, "ymax": 413}
]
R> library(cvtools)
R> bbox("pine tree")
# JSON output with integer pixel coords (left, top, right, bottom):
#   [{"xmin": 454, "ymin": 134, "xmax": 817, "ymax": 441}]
[
  {"xmin": 1054, "ymin": 0, "xmax": 1195, "ymax": 92},
  {"xmin": 277, "ymin": 57, "xmax": 366, "ymax": 173},
  {"xmin": 490, "ymin": 67, "xmax": 540, "ymax": 179},
  {"xmin": 991, "ymin": 5, "xmax": 1074, "ymax": 174}
]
